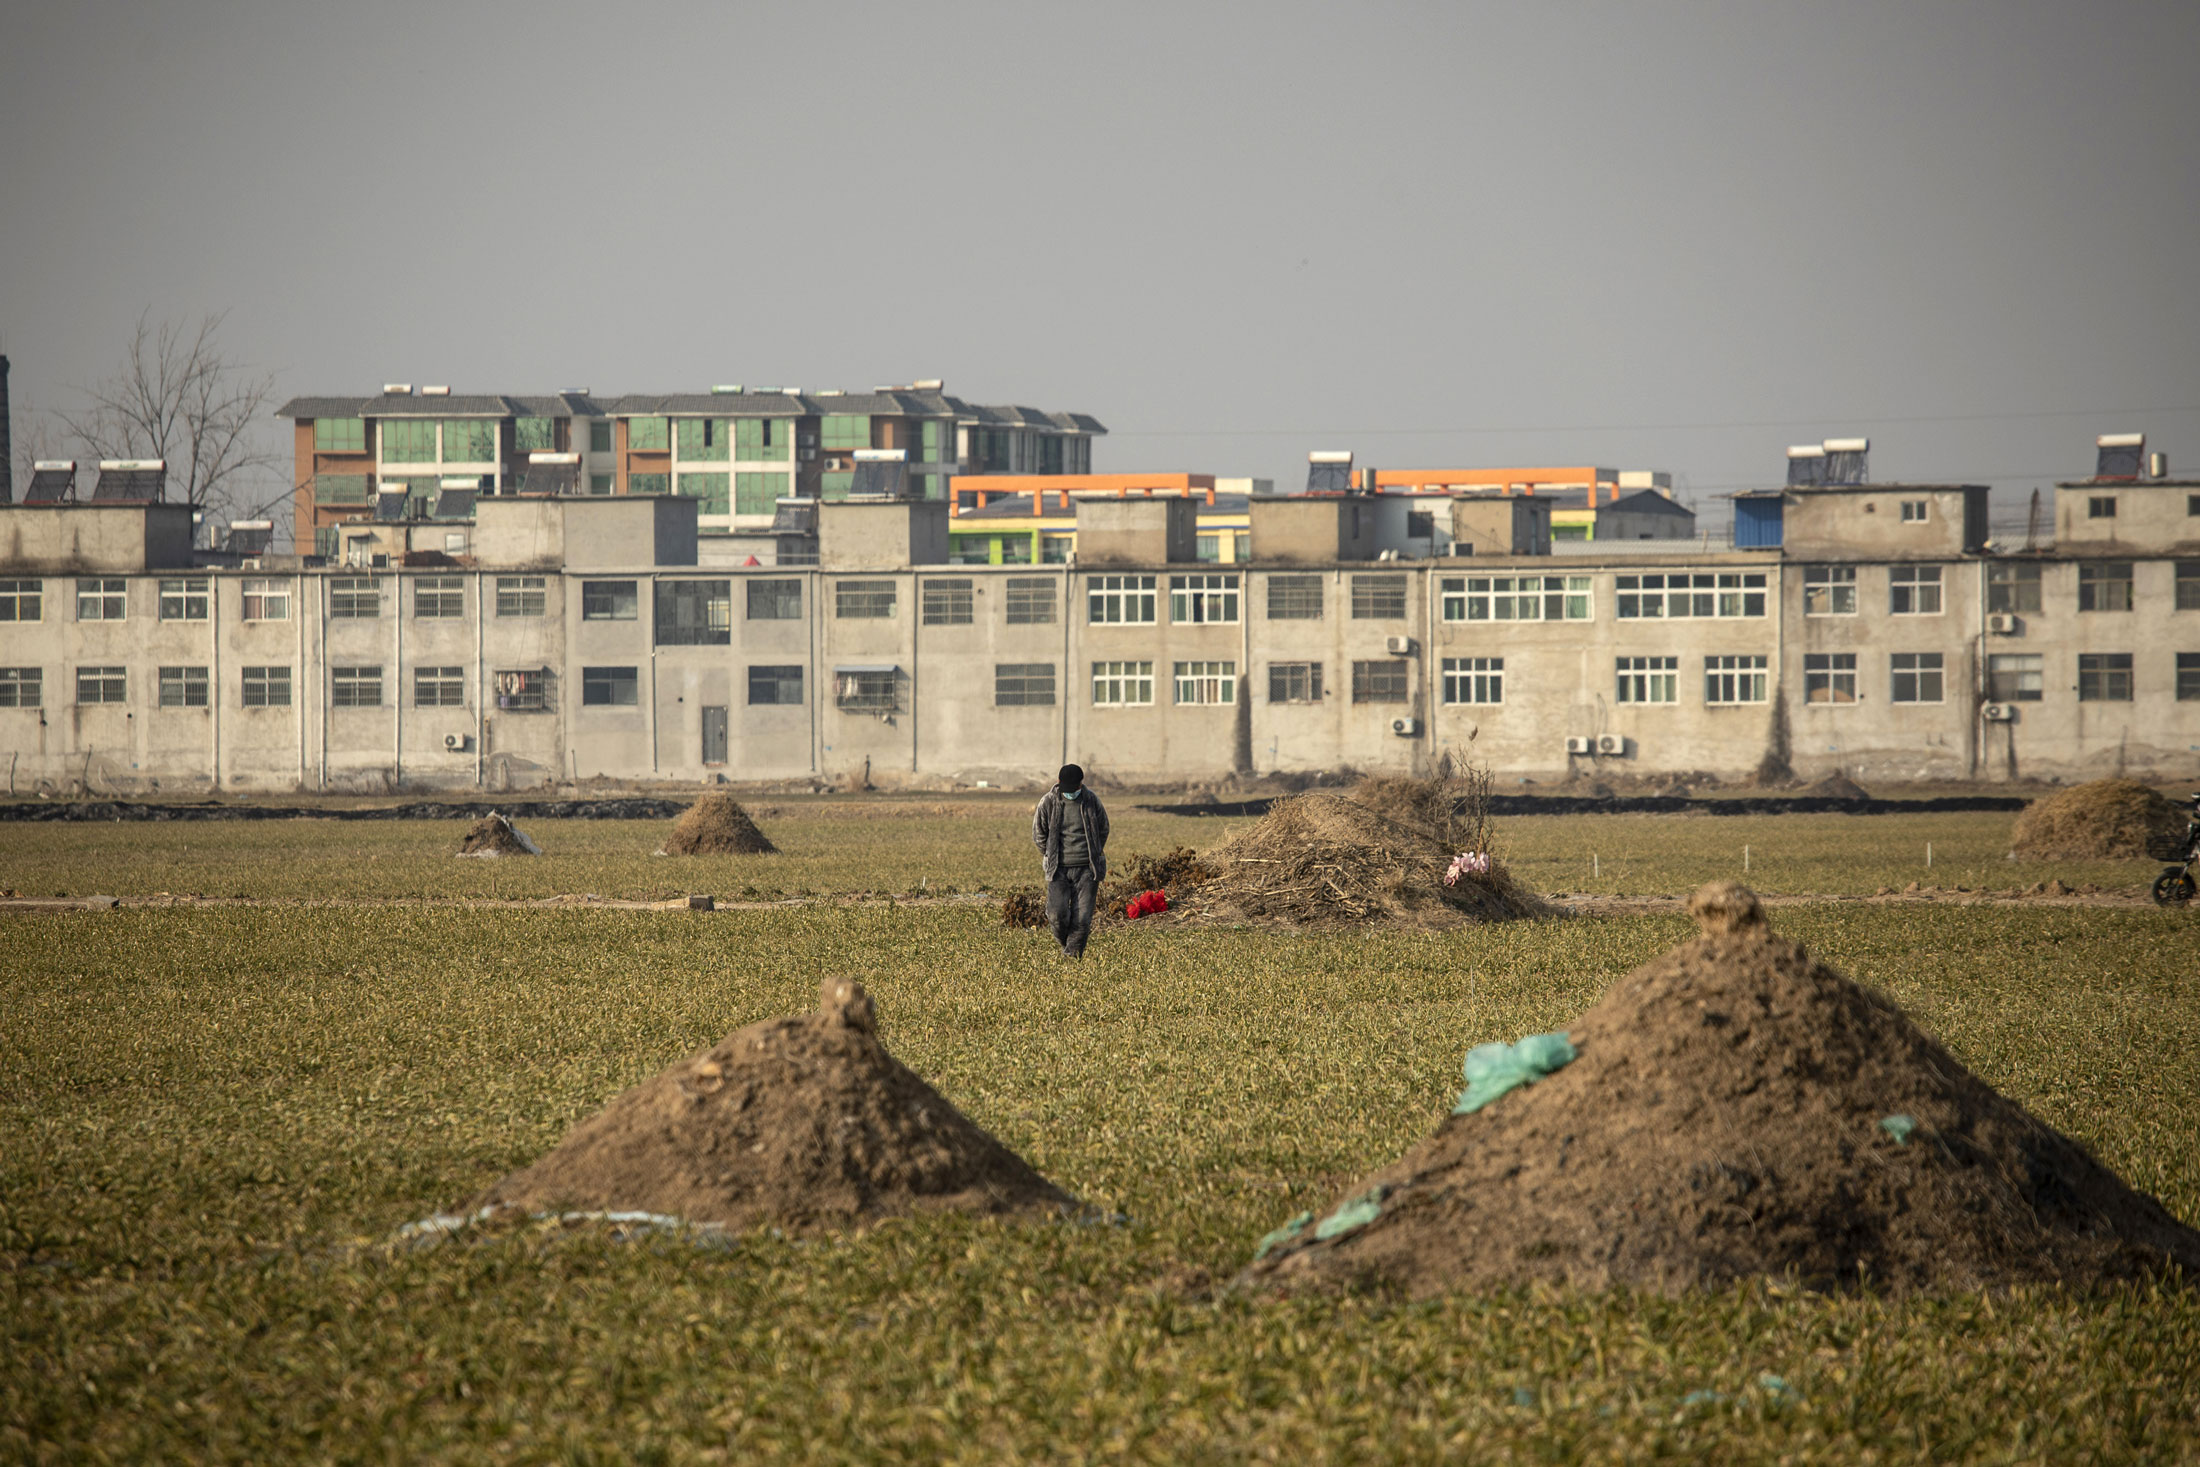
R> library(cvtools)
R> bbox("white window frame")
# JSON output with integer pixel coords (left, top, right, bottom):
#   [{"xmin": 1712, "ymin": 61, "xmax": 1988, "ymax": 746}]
[
  {"xmin": 240, "ymin": 577, "xmax": 291, "ymax": 622},
  {"xmin": 1986, "ymin": 653, "xmax": 2043, "ymax": 703},
  {"xmin": 0, "ymin": 579, "xmax": 42, "ymax": 623},
  {"xmin": 1091, "ymin": 660, "xmax": 1155, "ymax": 706},
  {"xmin": 1173, "ymin": 660, "xmax": 1237, "ymax": 705},
  {"xmin": 1703, "ymin": 654, "xmax": 1768, "ymax": 705},
  {"xmin": 76, "ymin": 578, "xmax": 126, "ymax": 621},
  {"xmin": 1889, "ymin": 652, "xmax": 1944, "ymax": 704},
  {"xmin": 495, "ymin": 575, "xmax": 547, "ymax": 618},
  {"xmin": 1802, "ymin": 566, "xmax": 1857, "ymax": 617},
  {"xmin": 1169, "ymin": 573, "xmax": 1239, "ymax": 625},
  {"xmin": 157, "ymin": 665, "xmax": 210, "ymax": 707},
  {"xmin": 76, "ymin": 666, "xmax": 127, "ymax": 704},
  {"xmin": 0, "ymin": 667, "xmax": 42, "ymax": 707},
  {"xmin": 1803, "ymin": 652, "xmax": 1858, "ymax": 704},
  {"xmin": 1616, "ymin": 655, "xmax": 1680, "ymax": 704},
  {"xmin": 1889, "ymin": 565, "xmax": 1943, "ymax": 616},
  {"xmin": 1441, "ymin": 575, "xmax": 1592, "ymax": 622},
  {"xmin": 1615, "ymin": 572, "xmax": 1766, "ymax": 620},
  {"xmin": 158, "ymin": 577, "xmax": 210, "ymax": 621},
  {"xmin": 328, "ymin": 576, "xmax": 381, "ymax": 620},
  {"xmin": 1088, "ymin": 574, "xmax": 1157, "ymax": 625},
  {"xmin": 1441, "ymin": 656, "xmax": 1503, "ymax": 705}
]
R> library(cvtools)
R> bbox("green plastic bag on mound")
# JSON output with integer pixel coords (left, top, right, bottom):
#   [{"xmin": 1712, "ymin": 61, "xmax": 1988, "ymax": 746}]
[{"xmin": 1453, "ymin": 1031, "xmax": 1578, "ymax": 1115}]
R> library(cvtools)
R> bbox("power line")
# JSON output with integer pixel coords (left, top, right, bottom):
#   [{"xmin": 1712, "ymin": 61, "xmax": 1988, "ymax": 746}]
[{"xmin": 1107, "ymin": 404, "xmax": 2200, "ymax": 440}]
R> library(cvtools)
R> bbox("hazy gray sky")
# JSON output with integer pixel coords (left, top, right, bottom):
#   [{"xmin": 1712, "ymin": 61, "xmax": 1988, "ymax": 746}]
[{"xmin": 4, "ymin": 0, "xmax": 2196, "ymax": 522}]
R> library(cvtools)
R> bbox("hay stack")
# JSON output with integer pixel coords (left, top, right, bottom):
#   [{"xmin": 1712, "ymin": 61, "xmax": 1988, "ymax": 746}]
[
  {"xmin": 2011, "ymin": 780, "xmax": 2183, "ymax": 860},
  {"xmin": 457, "ymin": 812, "xmax": 541, "ymax": 857},
  {"xmin": 659, "ymin": 793, "xmax": 778, "ymax": 855}
]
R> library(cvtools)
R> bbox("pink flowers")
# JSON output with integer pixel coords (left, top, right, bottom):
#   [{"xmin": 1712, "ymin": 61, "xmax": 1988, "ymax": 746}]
[
  {"xmin": 1443, "ymin": 851, "xmax": 1492, "ymax": 887},
  {"xmin": 1125, "ymin": 889, "xmax": 1170, "ymax": 919}
]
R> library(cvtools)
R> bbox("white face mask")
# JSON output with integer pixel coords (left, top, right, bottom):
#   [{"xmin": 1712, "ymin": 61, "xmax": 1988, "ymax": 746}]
[{"xmin": 1062, "ymin": 788, "xmax": 1080, "ymax": 800}]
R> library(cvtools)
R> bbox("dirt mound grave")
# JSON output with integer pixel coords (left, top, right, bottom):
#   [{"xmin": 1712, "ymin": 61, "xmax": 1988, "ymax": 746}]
[
  {"xmin": 470, "ymin": 979, "xmax": 1075, "ymax": 1230},
  {"xmin": 456, "ymin": 812, "xmax": 541, "ymax": 857},
  {"xmin": 658, "ymin": 793, "xmax": 779, "ymax": 855},
  {"xmin": 2011, "ymin": 780, "xmax": 2184, "ymax": 860},
  {"xmin": 1240, "ymin": 881, "xmax": 2200, "ymax": 1296},
  {"xmin": 1799, "ymin": 771, "xmax": 1870, "ymax": 801}
]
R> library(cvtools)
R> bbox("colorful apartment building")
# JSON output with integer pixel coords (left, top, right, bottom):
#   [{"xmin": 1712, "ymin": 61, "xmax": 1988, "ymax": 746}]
[{"xmin": 945, "ymin": 474, "xmax": 1264, "ymax": 565}]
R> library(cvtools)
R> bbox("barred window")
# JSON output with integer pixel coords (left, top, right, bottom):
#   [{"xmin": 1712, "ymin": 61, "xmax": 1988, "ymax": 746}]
[
  {"xmin": 1170, "ymin": 573, "xmax": 1239, "ymax": 624},
  {"xmin": 1091, "ymin": 660, "xmax": 1155, "ymax": 706},
  {"xmin": 1005, "ymin": 577, "xmax": 1056, "ymax": 625},
  {"xmin": 746, "ymin": 579, "xmax": 801, "ymax": 620},
  {"xmin": 496, "ymin": 575, "xmax": 546, "ymax": 618},
  {"xmin": 0, "ymin": 579, "xmax": 42, "ymax": 622},
  {"xmin": 493, "ymin": 669, "xmax": 550, "ymax": 712},
  {"xmin": 77, "ymin": 666, "xmax": 126, "ymax": 704},
  {"xmin": 1266, "ymin": 574, "xmax": 1323, "ymax": 620},
  {"xmin": 1088, "ymin": 574, "xmax": 1156, "ymax": 624},
  {"xmin": 1268, "ymin": 662, "xmax": 1323, "ymax": 703},
  {"xmin": 1987, "ymin": 654, "xmax": 2042, "ymax": 702},
  {"xmin": 1890, "ymin": 652, "xmax": 1944, "ymax": 703},
  {"xmin": 157, "ymin": 666, "xmax": 209, "ymax": 707},
  {"xmin": 329, "ymin": 577, "xmax": 380, "ymax": 619},
  {"xmin": 1988, "ymin": 562, "xmax": 2042, "ymax": 614},
  {"xmin": 1442, "ymin": 574, "xmax": 1593, "ymax": 621},
  {"xmin": 922, "ymin": 578, "xmax": 974, "ymax": 626},
  {"xmin": 748, "ymin": 665, "xmax": 804, "ymax": 705},
  {"xmin": 1351, "ymin": 659, "xmax": 1410, "ymax": 703},
  {"xmin": 0, "ymin": 667, "xmax": 41, "ymax": 708},
  {"xmin": 1616, "ymin": 655, "xmax": 1680, "ymax": 704},
  {"xmin": 1616, "ymin": 571, "xmax": 1766, "ymax": 620},
  {"xmin": 1173, "ymin": 660, "xmax": 1237, "ymax": 705},
  {"xmin": 1803, "ymin": 652, "xmax": 1858, "ymax": 704},
  {"xmin": 994, "ymin": 663, "xmax": 1057, "ymax": 706},
  {"xmin": 158, "ymin": 577, "xmax": 210, "ymax": 621},
  {"xmin": 2177, "ymin": 652, "xmax": 2200, "ymax": 701},
  {"xmin": 77, "ymin": 578, "xmax": 126, "ymax": 621},
  {"xmin": 836, "ymin": 580, "xmax": 898, "ymax": 619},
  {"xmin": 1704, "ymin": 655, "xmax": 1768, "ymax": 705},
  {"xmin": 414, "ymin": 666, "xmax": 465, "ymax": 708},
  {"xmin": 835, "ymin": 669, "xmax": 899, "ymax": 711},
  {"xmin": 1802, "ymin": 566, "xmax": 1857, "ymax": 616},
  {"xmin": 1350, "ymin": 573, "xmax": 1408, "ymax": 619},
  {"xmin": 581, "ymin": 666, "xmax": 638, "ymax": 707},
  {"xmin": 414, "ymin": 575, "xmax": 465, "ymax": 619},
  {"xmin": 1441, "ymin": 657, "xmax": 1503, "ymax": 705},
  {"xmin": 656, "ymin": 581, "xmax": 732, "ymax": 645},
  {"xmin": 2077, "ymin": 653, "xmax": 2133, "ymax": 702},
  {"xmin": 1889, "ymin": 566, "xmax": 1943, "ymax": 615},
  {"xmin": 582, "ymin": 580, "xmax": 637, "ymax": 621},
  {"xmin": 241, "ymin": 666, "xmax": 291, "ymax": 708},
  {"xmin": 331, "ymin": 666, "xmax": 383, "ymax": 708},
  {"xmin": 240, "ymin": 577, "xmax": 290, "ymax": 621},
  {"xmin": 2078, "ymin": 562, "xmax": 2134, "ymax": 613},
  {"xmin": 2175, "ymin": 561, "xmax": 2200, "ymax": 612}
]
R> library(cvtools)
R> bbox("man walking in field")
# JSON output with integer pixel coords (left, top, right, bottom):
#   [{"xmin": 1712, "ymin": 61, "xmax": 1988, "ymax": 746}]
[{"xmin": 1032, "ymin": 763, "xmax": 1109, "ymax": 958}]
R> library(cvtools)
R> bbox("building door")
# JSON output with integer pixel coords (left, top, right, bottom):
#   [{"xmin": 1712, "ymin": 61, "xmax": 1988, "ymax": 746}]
[{"xmin": 701, "ymin": 706, "xmax": 728, "ymax": 766}]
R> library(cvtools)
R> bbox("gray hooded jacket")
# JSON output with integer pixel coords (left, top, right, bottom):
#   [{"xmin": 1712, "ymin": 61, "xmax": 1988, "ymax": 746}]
[{"xmin": 1032, "ymin": 786, "xmax": 1109, "ymax": 881}]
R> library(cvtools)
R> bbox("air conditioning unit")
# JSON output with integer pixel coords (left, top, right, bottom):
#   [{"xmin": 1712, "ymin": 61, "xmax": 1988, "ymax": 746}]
[
  {"xmin": 1987, "ymin": 613, "xmax": 2020, "ymax": 634},
  {"xmin": 1982, "ymin": 704, "xmax": 2017, "ymax": 723},
  {"xmin": 1385, "ymin": 635, "xmax": 1416, "ymax": 655},
  {"xmin": 1564, "ymin": 736, "xmax": 1593, "ymax": 755},
  {"xmin": 1391, "ymin": 717, "xmax": 1421, "ymax": 737},
  {"xmin": 444, "ymin": 732, "xmax": 470, "ymax": 751},
  {"xmin": 1595, "ymin": 734, "xmax": 1628, "ymax": 756}
]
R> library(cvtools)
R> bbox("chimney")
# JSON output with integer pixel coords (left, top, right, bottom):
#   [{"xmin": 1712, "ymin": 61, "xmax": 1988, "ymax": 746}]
[{"xmin": 0, "ymin": 353, "xmax": 11, "ymax": 504}]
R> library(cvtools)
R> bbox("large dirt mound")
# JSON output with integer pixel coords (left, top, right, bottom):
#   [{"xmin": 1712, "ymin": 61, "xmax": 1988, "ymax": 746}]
[
  {"xmin": 1240, "ymin": 882, "xmax": 2200, "ymax": 1296},
  {"xmin": 470, "ymin": 979, "xmax": 1075, "ymax": 1229},
  {"xmin": 1799, "ymin": 771, "xmax": 1870, "ymax": 801},
  {"xmin": 659, "ymin": 793, "xmax": 778, "ymax": 855},
  {"xmin": 456, "ymin": 812, "xmax": 540, "ymax": 857},
  {"xmin": 2011, "ymin": 780, "xmax": 2184, "ymax": 860},
  {"xmin": 1190, "ymin": 773, "xmax": 1548, "ymax": 926}
]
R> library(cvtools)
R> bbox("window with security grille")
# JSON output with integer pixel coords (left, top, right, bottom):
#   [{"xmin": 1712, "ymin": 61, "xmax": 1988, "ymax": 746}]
[
  {"xmin": 1900, "ymin": 500, "xmax": 1929, "ymax": 522},
  {"xmin": 414, "ymin": 666, "xmax": 465, "ymax": 707},
  {"xmin": 2077, "ymin": 562, "xmax": 2134, "ymax": 612},
  {"xmin": 1988, "ymin": 562, "xmax": 2042, "ymax": 613},
  {"xmin": 1704, "ymin": 655, "xmax": 1769, "ymax": 704},
  {"xmin": 581, "ymin": 666, "xmax": 638, "ymax": 707},
  {"xmin": 2178, "ymin": 653, "xmax": 2200, "ymax": 702},
  {"xmin": 1444, "ymin": 574, "xmax": 1595, "ymax": 621},
  {"xmin": 157, "ymin": 666, "xmax": 209, "ymax": 707},
  {"xmin": 2175, "ymin": 561, "xmax": 2200, "ymax": 612},
  {"xmin": 1803, "ymin": 652, "xmax": 1858, "ymax": 704},
  {"xmin": 1987, "ymin": 654, "xmax": 2042, "ymax": 702},
  {"xmin": 1441, "ymin": 657, "xmax": 1503, "ymax": 705},
  {"xmin": 1088, "ymin": 574, "xmax": 1156, "ymax": 624},
  {"xmin": 0, "ymin": 580, "xmax": 41, "ymax": 622},
  {"xmin": 656, "ymin": 581, "xmax": 732, "ymax": 645},
  {"xmin": 1171, "ymin": 573, "xmax": 1239, "ymax": 624},
  {"xmin": 1890, "ymin": 652, "xmax": 1944, "ymax": 703},
  {"xmin": 515, "ymin": 417, "xmax": 555, "ymax": 452},
  {"xmin": 746, "ymin": 579, "xmax": 801, "ymax": 620},
  {"xmin": 1616, "ymin": 655, "xmax": 1680, "ymax": 704},
  {"xmin": 1268, "ymin": 662, "xmax": 1322, "ymax": 703},
  {"xmin": 749, "ymin": 665, "xmax": 804, "ymax": 705},
  {"xmin": 1616, "ymin": 571, "xmax": 1766, "ymax": 619},
  {"xmin": 241, "ymin": 666, "xmax": 291, "ymax": 707},
  {"xmin": 1005, "ymin": 577, "xmax": 1056, "ymax": 625},
  {"xmin": 1266, "ymin": 574, "xmax": 1323, "ymax": 620},
  {"xmin": 582, "ymin": 581, "xmax": 637, "ymax": 621},
  {"xmin": 414, "ymin": 575, "xmax": 465, "ymax": 619},
  {"xmin": 1889, "ymin": 566, "xmax": 1943, "ymax": 615},
  {"xmin": 835, "ymin": 670, "xmax": 898, "ymax": 711},
  {"xmin": 157, "ymin": 578, "xmax": 209, "ymax": 621},
  {"xmin": 496, "ymin": 576, "xmax": 546, "ymax": 617},
  {"xmin": 441, "ymin": 420, "xmax": 497, "ymax": 462},
  {"xmin": 836, "ymin": 580, "xmax": 898, "ymax": 619},
  {"xmin": 922, "ymin": 579, "xmax": 974, "ymax": 626},
  {"xmin": 676, "ymin": 418, "xmax": 730, "ymax": 461},
  {"xmin": 331, "ymin": 666, "xmax": 382, "ymax": 708},
  {"xmin": 494, "ymin": 669, "xmax": 550, "ymax": 711},
  {"xmin": 240, "ymin": 577, "xmax": 290, "ymax": 621},
  {"xmin": 1091, "ymin": 660, "xmax": 1154, "ymax": 706},
  {"xmin": 1350, "ymin": 574, "xmax": 1408, "ymax": 619},
  {"xmin": 381, "ymin": 420, "xmax": 437, "ymax": 462},
  {"xmin": 994, "ymin": 663, "xmax": 1056, "ymax": 706},
  {"xmin": 314, "ymin": 417, "xmax": 367, "ymax": 452},
  {"xmin": 329, "ymin": 577, "xmax": 380, "ymax": 619},
  {"xmin": 1802, "ymin": 566, "xmax": 1856, "ymax": 616},
  {"xmin": 0, "ymin": 668, "xmax": 41, "ymax": 708},
  {"xmin": 1173, "ymin": 660, "xmax": 1236, "ymax": 705},
  {"xmin": 2077, "ymin": 653, "xmax": 2132, "ymax": 702},
  {"xmin": 77, "ymin": 578, "xmax": 126, "ymax": 621},
  {"xmin": 1351, "ymin": 659, "xmax": 1409, "ymax": 703},
  {"xmin": 77, "ymin": 666, "xmax": 126, "ymax": 704}
]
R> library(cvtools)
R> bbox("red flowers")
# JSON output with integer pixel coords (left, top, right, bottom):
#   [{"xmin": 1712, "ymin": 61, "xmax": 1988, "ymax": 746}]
[{"xmin": 1124, "ymin": 889, "xmax": 1170, "ymax": 920}]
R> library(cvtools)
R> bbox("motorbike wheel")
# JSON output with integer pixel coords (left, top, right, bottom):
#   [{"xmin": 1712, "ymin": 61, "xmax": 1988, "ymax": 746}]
[{"xmin": 2153, "ymin": 867, "xmax": 2197, "ymax": 907}]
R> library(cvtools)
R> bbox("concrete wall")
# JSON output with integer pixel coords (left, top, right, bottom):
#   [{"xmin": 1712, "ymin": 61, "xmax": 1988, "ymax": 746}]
[
  {"xmin": 2055, "ymin": 481, "xmax": 2200, "ymax": 554},
  {"xmin": 816, "ymin": 500, "xmax": 949, "ymax": 570},
  {"xmin": 1783, "ymin": 487, "xmax": 1986, "ymax": 560},
  {"xmin": 0, "ymin": 504, "xmax": 196, "ymax": 574},
  {"xmin": 472, "ymin": 496, "xmax": 698, "ymax": 571},
  {"xmin": 1449, "ymin": 498, "xmax": 1552, "ymax": 557},
  {"xmin": 1073, "ymin": 499, "xmax": 1196, "ymax": 566},
  {"xmin": 1248, "ymin": 499, "xmax": 1375, "ymax": 564}
]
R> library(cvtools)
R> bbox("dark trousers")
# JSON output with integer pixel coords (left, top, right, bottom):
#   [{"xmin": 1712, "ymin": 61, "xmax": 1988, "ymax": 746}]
[{"xmin": 1047, "ymin": 865, "xmax": 1098, "ymax": 957}]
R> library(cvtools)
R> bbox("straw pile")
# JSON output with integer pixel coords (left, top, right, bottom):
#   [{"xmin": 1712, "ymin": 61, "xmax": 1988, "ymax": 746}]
[
  {"xmin": 456, "ymin": 812, "xmax": 541, "ymax": 857},
  {"xmin": 2011, "ymin": 780, "xmax": 2184, "ymax": 860},
  {"xmin": 659, "ymin": 793, "xmax": 778, "ymax": 855}
]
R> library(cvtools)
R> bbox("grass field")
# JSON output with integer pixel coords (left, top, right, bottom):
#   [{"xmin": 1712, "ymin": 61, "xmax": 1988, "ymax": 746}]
[{"xmin": 3, "ymin": 809, "xmax": 2197, "ymax": 1462}]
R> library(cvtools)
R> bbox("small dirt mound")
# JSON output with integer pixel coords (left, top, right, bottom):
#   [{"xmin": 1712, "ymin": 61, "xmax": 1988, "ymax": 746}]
[
  {"xmin": 470, "ymin": 979, "xmax": 1075, "ymax": 1230},
  {"xmin": 457, "ymin": 813, "xmax": 540, "ymax": 857},
  {"xmin": 999, "ymin": 890, "xmax": 1047, "ymax": 929},
  {"xmin": 2011, "ymin": 780, "xmax": 2183, "ymax": 860},
  {"xmin": 1240, "ymin": 882, "xmax": 2200, "ymax": 1297},
  {"xmin": 1800, "ymin": 772, "xmax": 1870, "ymax": 801},
  {"xmin": 659, "ymin": 794, "xmax": 778, "ymax": 855}
]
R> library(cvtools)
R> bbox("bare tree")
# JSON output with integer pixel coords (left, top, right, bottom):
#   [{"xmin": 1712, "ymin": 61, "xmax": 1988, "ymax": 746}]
[{"xmin": 58, "ymin": 311, "xmax": 283, "ymax": 521}]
